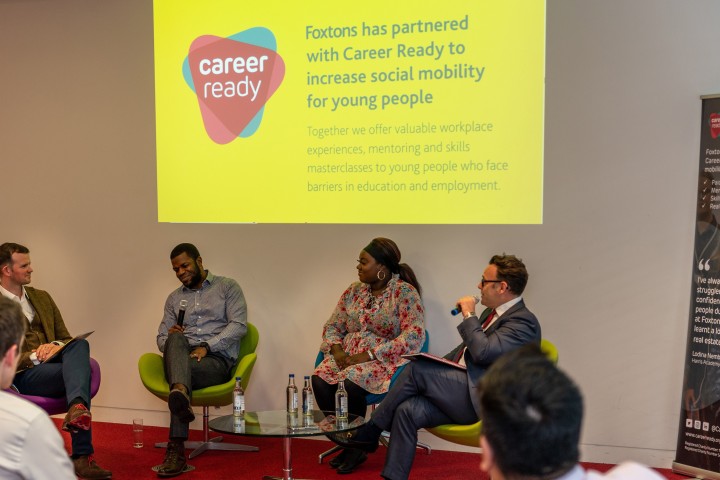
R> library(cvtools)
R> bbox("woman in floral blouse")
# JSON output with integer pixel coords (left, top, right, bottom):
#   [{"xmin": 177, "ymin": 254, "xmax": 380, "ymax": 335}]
[{"xmin": 312, "ymin": 237, "xmax": 425, "ymax": 473}]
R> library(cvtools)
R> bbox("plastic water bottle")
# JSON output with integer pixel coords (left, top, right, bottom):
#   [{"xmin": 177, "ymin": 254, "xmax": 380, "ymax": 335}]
[
  {"xmin": 233, "ymin": 376, "xmax": 245, "ymax": 418},
  {"xmin": 302, "ymin": 375, "xmax": 314, "ymax": 416},
  {"xmin": 335, "ymin": 380, "xmax": 348, "ymax": 420},
  {"xmin": 233, "ymin": 416, "xmax": 245, "ymax": 433},
  {"xmin": 287, "ymin": 374, "xmax": 298, "ymax": 414}
]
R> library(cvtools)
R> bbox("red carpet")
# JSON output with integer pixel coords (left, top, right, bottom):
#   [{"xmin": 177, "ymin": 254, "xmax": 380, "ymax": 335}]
[{"xmin": 55, "ymin": 420, "xmax": 687, "ymax": 479}]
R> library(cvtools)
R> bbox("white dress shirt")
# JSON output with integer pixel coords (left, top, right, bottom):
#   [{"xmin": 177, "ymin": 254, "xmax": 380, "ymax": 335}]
[{"xmin": 0, "ymin": 391, "xmax": 75, "ymax": 479}]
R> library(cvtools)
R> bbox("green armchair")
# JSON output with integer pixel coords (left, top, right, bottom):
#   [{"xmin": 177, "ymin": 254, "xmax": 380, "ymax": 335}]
[
  {"xmin": 138, "ymin": 322, "xmax": 260, "ymax": 459},
  {"xmin": 424, "ymin": 339, "xmax": 559, "ymax": 448}
]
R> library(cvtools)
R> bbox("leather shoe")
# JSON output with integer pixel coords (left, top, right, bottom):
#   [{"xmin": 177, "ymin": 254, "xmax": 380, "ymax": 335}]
[
  {"xmin": 63, "ymin": 404, "xmax": 92, "ymax": 432},
  {"xmin": 168, "ymin": 388, "xmax": 195, "ymax": 424},
  {"xmin": 73, "ymin": 455, "xmax": 112, "ymax": 480},
  {"xmin": 329, "ymin": 449, "xmax": 349, "ymax": 468},
  {"xmin": 328, "ymin": 426, "xmax": 380, "ymax": 453},
  {"xmin": 157, "ymin": 441, "xmax": 187, "ymax": 478},
  {"xmin": 337, "ymin": 448, "xmax": 368, "ymax": 474}
]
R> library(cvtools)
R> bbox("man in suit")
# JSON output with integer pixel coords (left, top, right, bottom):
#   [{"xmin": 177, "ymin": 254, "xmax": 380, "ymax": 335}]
[
  {"xmin": 479, "ymin": 344, "xmax": 663, "ymax": 480},
  {"xmin": 331, "ymin": 254, "xmax": 541, "ymax": 480},
  {"xmin": 0, "ymin": 242, "xmax": 111, "ymax": 480}
]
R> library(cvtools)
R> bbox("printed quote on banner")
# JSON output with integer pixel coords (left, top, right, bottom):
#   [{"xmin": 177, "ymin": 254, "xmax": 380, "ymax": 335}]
[{"xmin": 675, "ymin": 96, "xmax": 720, "ymax": 478}]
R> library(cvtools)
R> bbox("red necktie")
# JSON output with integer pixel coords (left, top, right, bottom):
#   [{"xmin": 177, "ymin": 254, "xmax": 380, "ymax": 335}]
[{"xmin": 481, "ymin": 309, "xmax": 496, "ymax": 330}]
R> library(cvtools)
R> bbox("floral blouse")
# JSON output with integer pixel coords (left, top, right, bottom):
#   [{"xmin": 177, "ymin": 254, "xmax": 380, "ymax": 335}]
[{"xmin": 314, "ymin": 274, "xmax": 425, "ymax": 394}]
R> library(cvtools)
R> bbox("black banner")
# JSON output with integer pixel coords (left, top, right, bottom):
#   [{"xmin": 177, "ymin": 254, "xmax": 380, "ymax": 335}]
[{"xmin": 674, "ymin": 95, "xmax": 720, "ymax": 480}]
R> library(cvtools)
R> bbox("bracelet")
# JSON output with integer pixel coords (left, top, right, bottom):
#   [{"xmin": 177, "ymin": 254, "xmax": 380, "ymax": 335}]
[{"xmin": 367, "ymin": 349, "xmax": 376, "ymax": 361}]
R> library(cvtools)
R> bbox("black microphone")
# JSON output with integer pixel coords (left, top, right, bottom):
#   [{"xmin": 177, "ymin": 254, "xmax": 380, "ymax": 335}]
[
  {"xmin": 177, "ymin": 299, "xmax": 188, "ymax": 327},
  {"xmin": 450, "ymin": 295, "xmax": 480, "ymax": 316}
]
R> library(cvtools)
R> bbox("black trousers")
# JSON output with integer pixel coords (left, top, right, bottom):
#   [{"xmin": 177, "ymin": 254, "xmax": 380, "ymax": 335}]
[{"xmin": 311, "ymin": 375, "xmax": 370, "ymax": 418}]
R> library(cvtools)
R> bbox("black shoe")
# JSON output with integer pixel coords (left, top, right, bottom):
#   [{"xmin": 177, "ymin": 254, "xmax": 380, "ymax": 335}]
[
  {"xmin": 157, "ymin": 441, "xmax": 186, "ymax": 478},
  {"xmin": 328, "ymin": 425, "xmax": 380, "ymax": 453},
  {"xmin": 168, "ymin": 389, "xmax": 195, "ymax": 424},
  {"xmin": 329, "ymin": 449, "xmax": 349, "ymax": 469},
  {"xmin": 337, "ymin": 448, "xmax": 368, "ymax": 474}
]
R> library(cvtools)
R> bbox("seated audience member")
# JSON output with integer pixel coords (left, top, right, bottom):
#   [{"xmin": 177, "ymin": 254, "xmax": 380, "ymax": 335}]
[
  {"xmin": 155, "ymin": 243, "xmax": 248, "ymax": 477},
  {"xmin": 0, "ymin": 297, "xmax": 75, "ymax": 479},
  {"xmin": 312, "ymin": 237, "xmax": 425, "ymax": 473},
  {"xmin": 479, "ymin": 344, "xmax": 664, "ymax": 480},
  {"xmin": 0, "ymin": 242, "xmax": 111, "ymax": 479},
  {"xmin": 331, "ymin": 254, "xmax": 540, "ymax": 480}
]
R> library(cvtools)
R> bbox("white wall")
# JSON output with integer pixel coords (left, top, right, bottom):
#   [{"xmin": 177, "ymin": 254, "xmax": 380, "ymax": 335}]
[{"xmin": 0, "ymin": 0, "xmax": 713, "ymax": 468}]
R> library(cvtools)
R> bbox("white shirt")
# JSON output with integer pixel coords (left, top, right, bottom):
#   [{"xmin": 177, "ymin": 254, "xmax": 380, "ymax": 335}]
[
  {"xmin": 482, "ymin": 296, "xmax": 523, "ymax": 331},
  {"xmin": 0, "ymin": 391, "xmax": 75, "ymax": 479},
  {"xmin": 559, "ymin": 463, "xmax": 665, "ymax": 480},
  {"xmin": 0, "ymin": 284, "xmax": 35, "ymax": 322}
]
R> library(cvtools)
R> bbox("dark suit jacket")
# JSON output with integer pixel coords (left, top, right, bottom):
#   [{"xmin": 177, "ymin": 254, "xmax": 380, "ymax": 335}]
[
  {"xmin": 16, "ymin": 287, "xmax": 73, "ymax": 372},
  {"xmin": 445, "ymin": 299, "xmax": 541, "ymax": 417}
]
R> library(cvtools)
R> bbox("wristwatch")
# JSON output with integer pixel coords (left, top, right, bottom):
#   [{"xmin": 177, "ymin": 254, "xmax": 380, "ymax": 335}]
[
  {"xmin": 367, "ymin": 349, "xmax": 376, "ymax": 361},
  {"xmin": 463, "ymin": 311, "xmax": 476, "ymax": 319}
]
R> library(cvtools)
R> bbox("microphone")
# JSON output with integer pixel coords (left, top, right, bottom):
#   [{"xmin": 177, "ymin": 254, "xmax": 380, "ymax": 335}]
[
  {"xmin": 450, "ymin": 295, "xmax": 480, "ymax": 316},
  {"xmin": 177, "ymin": 299, "xmax": 188, "ymax": 327}
]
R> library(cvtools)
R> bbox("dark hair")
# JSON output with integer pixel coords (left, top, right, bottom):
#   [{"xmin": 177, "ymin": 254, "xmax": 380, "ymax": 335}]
[
  {"xmin": 170, "ymin": 243, "xmax": 201, "ymax": 261},
  {"xmin": 363, "ymin": 237, "xmax": 422, "ymax": 296},
  {"xmin": 0, "ymin": 243, "xmax": 29, "ymax": 269},
  {"xmin": 0, "ymin": 297, "xmax": 26, "ymax": 357},
  {"xmin": 479, "ymin": 344, "xmax": 583, "ymax": 478},
  {"xmin": 490, "ymin": 254, "xmax": 528, "ymax": 295}
]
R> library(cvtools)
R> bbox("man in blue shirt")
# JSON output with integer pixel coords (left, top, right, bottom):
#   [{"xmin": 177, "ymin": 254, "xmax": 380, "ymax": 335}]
[{"xmin": 155, "ymin": 243, "xmax": 247, "ymax": 477}]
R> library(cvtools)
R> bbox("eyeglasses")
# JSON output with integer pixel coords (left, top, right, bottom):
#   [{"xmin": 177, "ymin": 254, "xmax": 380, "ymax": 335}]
[{"xmin": 480, "ymin": 278, "xmax": 502, "ymax": 288}]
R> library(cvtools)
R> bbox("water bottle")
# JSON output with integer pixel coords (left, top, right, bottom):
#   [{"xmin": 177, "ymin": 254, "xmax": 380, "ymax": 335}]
[
  {"xmin": 233, "ymin": 376, "xmax": 245, "ymax": 418},
  {"xmin": 335, "ymin": 379, "xmax": 348, "ymax": 420},
  {"xmin": 233, "ymin": 416, "xmax": 245, "ymax": 433},
  {"xmin": 287, "ymin": 374, "xmax": 298, "ymax": 414},
  {"xmin": 302, "ymin": 375, "xmax": 314, "ymax": 416}
]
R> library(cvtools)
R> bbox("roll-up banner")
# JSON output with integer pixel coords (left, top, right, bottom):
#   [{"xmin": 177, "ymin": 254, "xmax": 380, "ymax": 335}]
[{"xmin": 674, "ymin": 94, "xmax": 720, "ymax": 480}]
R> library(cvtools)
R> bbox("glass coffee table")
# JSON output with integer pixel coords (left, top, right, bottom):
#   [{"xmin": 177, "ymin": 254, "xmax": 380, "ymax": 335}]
[{"xmin": 209, "ymin": 410, "xmax": 364, "ymax": 480}]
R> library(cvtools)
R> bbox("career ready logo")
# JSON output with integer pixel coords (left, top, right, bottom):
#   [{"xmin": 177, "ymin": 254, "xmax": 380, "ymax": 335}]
[
  {"xmin": 182, "ymin": 27, "xmax": 285, "ymax": 144},
  {"xmin": 710, "ymin": 113, "xmax": 720, "ymax": 140}
]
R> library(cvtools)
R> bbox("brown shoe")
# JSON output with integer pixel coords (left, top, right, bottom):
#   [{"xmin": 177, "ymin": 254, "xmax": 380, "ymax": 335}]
[
  {"xmin": 63, "ymin": 404, "xmax": 92, "ymax": 432},
  {"xmin": 157, "ymin": 440, "xmax": 187, "ymax": 478},
  {"xmin": 73, "ymin": 455, "xmax": 112, "ymax": 480}
]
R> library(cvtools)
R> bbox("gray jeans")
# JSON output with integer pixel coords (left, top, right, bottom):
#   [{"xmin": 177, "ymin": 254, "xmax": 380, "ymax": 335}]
[{"xmin": 163, "ymin": 332, "xmax": 233, "ymax": 439}]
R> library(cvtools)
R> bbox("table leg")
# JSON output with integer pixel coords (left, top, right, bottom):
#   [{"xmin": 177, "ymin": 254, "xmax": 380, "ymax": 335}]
[{"xmin": 263, "ymin": 437, "xmax": 299, "ymax": 480}]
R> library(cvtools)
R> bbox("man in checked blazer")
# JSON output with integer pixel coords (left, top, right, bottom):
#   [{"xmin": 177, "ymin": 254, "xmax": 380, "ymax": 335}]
[
  {"xmin": 0, "ymin": 242, "xmax": 111, "ymax": 480},
  {"xmin": 330, "ymin": 254, "xmax": 541, "ymax": 480}
]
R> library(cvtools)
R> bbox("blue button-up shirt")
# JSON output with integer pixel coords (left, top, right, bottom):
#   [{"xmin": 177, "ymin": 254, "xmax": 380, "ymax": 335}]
[{"xmin": 157, "ymin": 271, "xmax": 247, "ymax": 361}]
